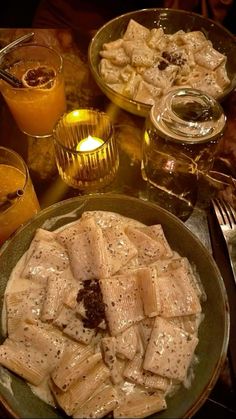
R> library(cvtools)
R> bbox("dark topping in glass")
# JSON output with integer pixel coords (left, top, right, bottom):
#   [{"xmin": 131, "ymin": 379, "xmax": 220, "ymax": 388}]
[
  {"xmin": 77, "ymin": 279, "xmax": 105, "ymax": 329},
  {"xmin": 22, "ymin": 65, "xmax": 56, "ymax": 88}
]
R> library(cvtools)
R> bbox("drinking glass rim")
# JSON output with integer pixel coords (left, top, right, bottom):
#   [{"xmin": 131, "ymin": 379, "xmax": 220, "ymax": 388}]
[
  {"xmin": 0, "ymin": 146, "xmax": 29, "ymax": 214},
  {"xmin": 0, "ymin": 43, "xmax": 64, "ymax": 90},
  {"xmin": 53, "ymin": 109, "xmax": 114, "ymax": 154}
]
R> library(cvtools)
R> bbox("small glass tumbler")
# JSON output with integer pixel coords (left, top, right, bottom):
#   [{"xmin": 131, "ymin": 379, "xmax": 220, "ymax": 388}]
[
  {"xmin": 141, "ymin": 88, "xmax": 226, "ymax": 218},
  {"xmin": 0, "ymin": 44, "xmax": 66, "ymax": 138},
  {"xmin": 53, "ymin": 109, "xmax": 119, "ymax": 191},
  {"xmin": 0, "ymin": 146, "xmax": 40, "ymax": 245}
]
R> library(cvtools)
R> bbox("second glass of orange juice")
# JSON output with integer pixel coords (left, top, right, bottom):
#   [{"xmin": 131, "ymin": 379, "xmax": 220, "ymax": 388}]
[
  {"xmin": 0, "ymin": 44, "xmax": 66, "ymax": 138},
  {"xmin": 0, "ymin": 146, "xmax": 40, "ymax": 246}
]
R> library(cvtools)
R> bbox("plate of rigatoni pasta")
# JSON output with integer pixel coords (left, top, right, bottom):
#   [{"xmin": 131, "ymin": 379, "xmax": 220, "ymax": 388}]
[
  {"xmin": 0, "ymin": 194, "xmax": 229, "ymax": 419},
  {"xmin": 88, "ymin": 8, "xmax": 236, "ymax": 117}
]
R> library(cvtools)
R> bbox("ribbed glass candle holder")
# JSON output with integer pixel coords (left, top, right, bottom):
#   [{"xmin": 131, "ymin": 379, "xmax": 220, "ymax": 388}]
[{"xmin": 53, "ymin": 109, "xmax": 119, "ymax": 191}]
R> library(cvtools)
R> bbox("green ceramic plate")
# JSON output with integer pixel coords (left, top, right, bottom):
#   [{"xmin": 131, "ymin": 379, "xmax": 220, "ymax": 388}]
[{"xmin": 0, "ymin": 194, "xmax": 229, "ymax": 419}]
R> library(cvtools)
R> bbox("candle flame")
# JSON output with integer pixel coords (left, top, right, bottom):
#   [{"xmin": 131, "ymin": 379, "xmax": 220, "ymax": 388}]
[{"xmin": 76, "ymin": 135, "xmax": 104, "ymax": 152}]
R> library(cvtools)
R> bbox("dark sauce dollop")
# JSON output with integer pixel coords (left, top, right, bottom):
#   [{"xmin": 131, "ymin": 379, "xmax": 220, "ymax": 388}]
[{"xmin": 76, "ymin": 279, "xmax": 106, "ymax": 329}]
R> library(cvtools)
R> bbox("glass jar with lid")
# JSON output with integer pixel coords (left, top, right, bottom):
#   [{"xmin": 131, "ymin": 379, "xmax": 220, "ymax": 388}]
[{"xmin": 141, "ymin": 88, "xmax": 226, "ymax": 218}]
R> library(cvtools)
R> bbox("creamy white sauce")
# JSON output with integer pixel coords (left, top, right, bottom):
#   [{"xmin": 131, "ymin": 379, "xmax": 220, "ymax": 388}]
[
  {"xmin": 183, "ymin": 354, "xmax": 199, "ymax": 389},
  {"xmin": 1, "ymin": 210, "xmax": 203, "ymax": 414},
  {"xmin": 40, "ymin": 207, "xmax": 81, "ymax": 231},
  {"xmin": 2, "ymin": 252, "xmax": 29, "ymax": 337},
  {"xmin": 0, "ymin": 366, "xmax": 13, "ymax": 396},
  {"xmin": 2, "ymin": 211, "xmax": 145, "ymax": 407},
  {"xmin": 29, "ymin": 378, "xmax": 56, "ymax": 407}
]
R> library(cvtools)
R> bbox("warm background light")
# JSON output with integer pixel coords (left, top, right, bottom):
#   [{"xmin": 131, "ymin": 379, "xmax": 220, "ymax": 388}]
[{"xmin": 65, "ymin": 109, "xmax": 92, "ymax": 124}]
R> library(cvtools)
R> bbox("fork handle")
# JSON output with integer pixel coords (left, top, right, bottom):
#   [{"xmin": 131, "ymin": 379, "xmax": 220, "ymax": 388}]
[{"xmin": 227, "ymin": 242, "xmax": 236, "ymax": 287}]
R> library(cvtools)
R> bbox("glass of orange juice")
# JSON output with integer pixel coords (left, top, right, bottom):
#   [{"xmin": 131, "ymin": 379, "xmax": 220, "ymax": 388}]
[
  {"xmin": 0, "ymin": 146, "xmax": 40, "ymax": 246},
  {"xmin": 0, "ymin": 44, "xmax": 66, "ymax": 138}
]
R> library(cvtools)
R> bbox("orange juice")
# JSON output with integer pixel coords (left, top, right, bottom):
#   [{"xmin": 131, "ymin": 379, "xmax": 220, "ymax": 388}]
[
  {"xmin": 0, "ymin": 164, "xmax": 40, "ymax": 245},
  {"xmin": 0, "ymin": 45, "xmax": 66, "ymax": 137}
]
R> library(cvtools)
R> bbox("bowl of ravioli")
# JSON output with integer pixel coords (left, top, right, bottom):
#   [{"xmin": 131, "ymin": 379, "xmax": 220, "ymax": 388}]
[
  {"xmin": 0, "ymin": 194, "xmax": 229, "ymax": 419},
  {"xmin": 88, "ymin": 8, "xmax": 236, "ymax": 117}
]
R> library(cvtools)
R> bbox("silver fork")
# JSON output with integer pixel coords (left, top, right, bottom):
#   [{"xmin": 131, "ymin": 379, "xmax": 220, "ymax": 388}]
[{"xmin": 212, "ymin": 198, "xmax": 236, "ymax": 285}]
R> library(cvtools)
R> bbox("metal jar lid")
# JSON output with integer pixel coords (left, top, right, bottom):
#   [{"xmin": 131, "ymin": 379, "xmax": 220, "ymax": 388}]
[{"xmin": 150, "ymin": 88, "xmax": 226, "ymax": 144}]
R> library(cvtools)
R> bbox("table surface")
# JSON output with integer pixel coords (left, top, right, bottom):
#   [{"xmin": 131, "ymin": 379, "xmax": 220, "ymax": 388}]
[{"xmin": 0, "ymin": 28, "xmax": 236, "ymax": 419}]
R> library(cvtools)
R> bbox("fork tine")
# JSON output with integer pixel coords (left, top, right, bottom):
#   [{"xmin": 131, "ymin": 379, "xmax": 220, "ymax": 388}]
[
  {"xmin": 212, "ymin": 199, "xmax": 226, "ymax": 226},
  {"xmin": 212, "ymin": 198, "xmax": 236, "ymax": 229},
  {"xmin": 223, "ymin": 199, "xmax": 236, "ymax": 227}
]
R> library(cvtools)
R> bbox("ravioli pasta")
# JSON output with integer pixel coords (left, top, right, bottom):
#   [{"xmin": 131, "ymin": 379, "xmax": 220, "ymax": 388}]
[
  {"xmin": 99, "ymin": 19, "xmax": 230, "ymax": 106},
  {"xmin": 0, "ymin": 210, "xmax": 206, "ymax": 418}
]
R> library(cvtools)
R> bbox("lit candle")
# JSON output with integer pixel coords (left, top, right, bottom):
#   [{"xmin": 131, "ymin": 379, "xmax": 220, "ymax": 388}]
[
  {"xmin": 76, "ymin": 135, "xmax": 104, "ymax": 152},
  {"xmin": 54, "ymin": 108, "xmax": 118, "ymax": 191}
]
